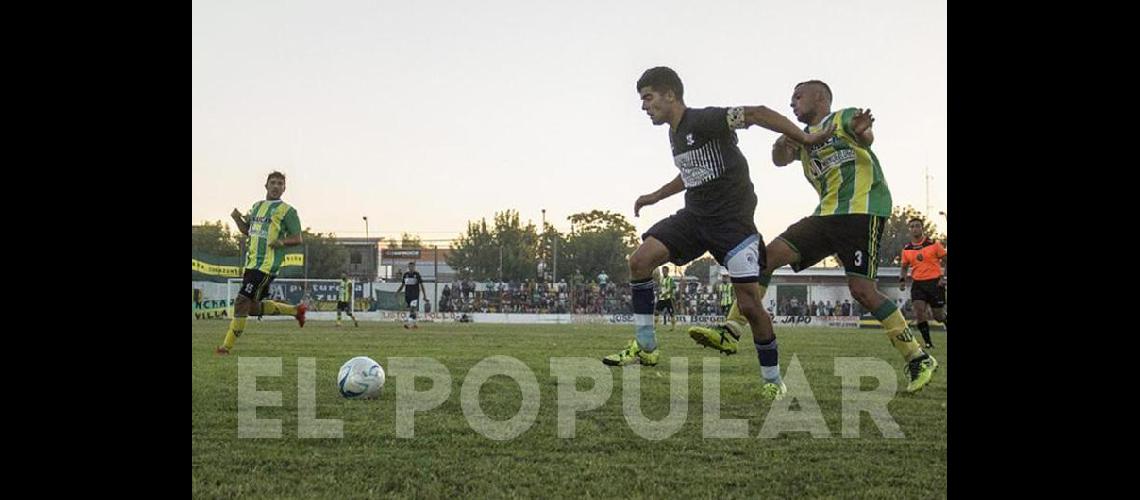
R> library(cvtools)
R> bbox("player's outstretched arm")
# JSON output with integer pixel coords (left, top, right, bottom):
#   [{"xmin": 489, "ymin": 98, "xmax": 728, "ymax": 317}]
[
  {"xmin": 231, "ymin": 209, "xmax": 250, "ymax": 235},
  {"xmin": 741, "ymin": 106, "xmax": 834, "ymax": 145},
  {"xmin": 634, "ymin": 174, "xmax": 684, "ymax": 217}
]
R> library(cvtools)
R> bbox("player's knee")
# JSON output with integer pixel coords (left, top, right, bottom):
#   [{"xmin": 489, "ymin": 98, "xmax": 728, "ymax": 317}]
[
  {"xmin": 234, "ymin": 295, "xmax": 252, "ymax": 314},
  {"xmin": 628, "ymin": 254, "xmax": 655, "ymax": 278},
  {"xmin": 741, "ymin": 296, "xmax": 761, "ymax": 313},
  {"xmin": 766, "ymin": 239, "xmax": 798, "ymax": 269},
  {"xmin": 846, "ymin": 281, "xmax": 875, "ymax": 305},
  {"xmin": 734, "ymin": 283, "xmax": 760, "ymax": 302},
  {"xmin": 739, "ymin": 300, "xmax": 765, "ymax": 321},
  {"xmin": 735, "ymin": 289, "xmax": 763, "ymax": 318},
  {"xmin": 629, "ymin": 241, "xmax": 668, "ymax": 278}
]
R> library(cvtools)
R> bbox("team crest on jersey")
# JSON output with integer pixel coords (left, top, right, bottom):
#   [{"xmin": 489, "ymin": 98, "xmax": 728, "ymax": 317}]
[
  {"xmin": 685, "ymin": 133, "xmax": 695, "ymax": 146},
  {"xmin": 917, "ymin": 254, "xmax": 924, "ymax": 262}
]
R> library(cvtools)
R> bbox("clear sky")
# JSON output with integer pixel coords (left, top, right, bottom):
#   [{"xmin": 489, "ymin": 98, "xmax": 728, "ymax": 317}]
[{"xmin": 193, "ymin": 0, "xmax": 946, "ymax": 244}]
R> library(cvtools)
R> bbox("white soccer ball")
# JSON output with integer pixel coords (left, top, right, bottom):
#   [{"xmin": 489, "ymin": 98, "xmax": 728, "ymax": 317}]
[{"xmin": 337, "ymin": 356, "xmax": 385, "ymax": 399}]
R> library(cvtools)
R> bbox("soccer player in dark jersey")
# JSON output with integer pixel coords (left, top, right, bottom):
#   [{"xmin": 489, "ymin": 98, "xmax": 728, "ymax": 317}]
[
  {"xmin": 336, "ymin": 272, "xmax": 359, "ymax": 328},
  {"xmin": 900, "ymin": 218, "xmax": 948, "ymax": 348},
  {"xmin": 603, "ymin": 66, "xmax": 833, "ymax": 402},
  {"xmin": 697, "ymin": 80, "xmax": 938, "ymax": 393},
  {"xmin": 216, "ymin": 171, "xmax": 308, "ymax": 355},
  {"xmin": 395, "ymin": 261, "xmax": 428, "ymax": 329}
]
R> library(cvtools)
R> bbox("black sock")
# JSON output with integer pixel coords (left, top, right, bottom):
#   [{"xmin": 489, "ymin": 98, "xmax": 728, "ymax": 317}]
[{"xmin": 917, "ymin": 321, "xmax": 932, "ymax": 346}]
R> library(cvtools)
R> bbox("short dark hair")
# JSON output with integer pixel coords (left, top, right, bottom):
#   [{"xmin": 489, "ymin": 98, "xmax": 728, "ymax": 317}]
[
  {"xmin": 266, "ymin": 171, "xmax": 286, "ymax": 183},
  {"xmin": 637, "ymin": 67, "xmax": 684, "ymax": 100},
  {"xmin": 908, "ymin": 217, "xmax": 924, "ymax": 225},
  {"xmin": 795, "ymin": 80, "xmax": 833, "ymax": 102}
]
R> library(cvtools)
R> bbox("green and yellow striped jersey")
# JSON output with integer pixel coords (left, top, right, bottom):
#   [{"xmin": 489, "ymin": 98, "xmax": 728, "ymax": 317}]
[
  {"xmin": 659, "ymin": 275, "xmax": 676, "ymax": 300},
  {"xmin": 243, "ymin": 199, "xmax": 301, "ymax": 275},
  {"xmin": 797, "ymin": 108, "xmax": 892, "ymax": 217},
  {"xmin": 339, "ymin": 279, "xmax": 352, "ymax": 302},
  {"xmin": 718, "ymin": 282, "xmax": 734, "ymax": 306}
]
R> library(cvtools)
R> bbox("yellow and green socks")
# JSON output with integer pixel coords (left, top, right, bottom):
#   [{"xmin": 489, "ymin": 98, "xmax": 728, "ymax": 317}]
[
  {"xmin": 222, "ymin": 316, "xmax": 248, "ymax": 350},
  {"xmin": 260, "ymin": 300, "xmax": 298, "ymax": 316},
  {"xmin": 873, "ymin": 301, "xmax": 923, "ymax": 361}
]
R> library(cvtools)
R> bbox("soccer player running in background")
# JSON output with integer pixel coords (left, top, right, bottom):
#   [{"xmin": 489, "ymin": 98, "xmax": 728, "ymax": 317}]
[
  {"xmin": 655, "ymin": 265, "xmax": 678, "ymax": 331},
  {"xmin": 716, "ymin": 270, "xmax": 735, "ymax": 315},
  {"xmin": 216, "ymin": 171, "xmax": 308, "ymax": 355},
  {"xmin": 604, "ymin": 66, "xmax": 833, "ymax": 402},
  {"xmin": 899, "ymin": 217, "xmax": 948, "ymax": 348},
  {"xmin": 395, "ymin": 261, "xmax": 428, "ymax": 329},
  {"xmin": 691, "ymin": 80, "xmax": 938, "ymax": 393},
  {"xmin": 336, "ymin": 272, "xmax": 359, "ymax": 328}
]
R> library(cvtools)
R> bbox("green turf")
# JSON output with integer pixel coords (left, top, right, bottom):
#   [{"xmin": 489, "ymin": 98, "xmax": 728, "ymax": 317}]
[{"xmin": 193, "ymin": 320, "xmax": 947, "ymax": 498}]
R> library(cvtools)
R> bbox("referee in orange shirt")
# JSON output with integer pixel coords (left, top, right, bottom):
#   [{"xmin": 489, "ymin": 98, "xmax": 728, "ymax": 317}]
[{"xmin": 899, "ymin": 218, "xmax": 948, "ymax": 348}]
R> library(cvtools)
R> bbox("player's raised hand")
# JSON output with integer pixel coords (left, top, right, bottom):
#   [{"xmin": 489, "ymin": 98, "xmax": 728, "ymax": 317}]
[
  {"xmin": 851, "ymin": 108, "xmax": 875, "ymax": 135},
  {"xmin": 634, "ymin": 194, "xmax": 658, "ymax": 217}
]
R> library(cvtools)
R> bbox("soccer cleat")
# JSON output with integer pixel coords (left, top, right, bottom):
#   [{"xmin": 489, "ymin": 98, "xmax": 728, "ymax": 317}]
[
  {"xmin": 215, "ymin": 346, "xmax": 230, "ymax": 355},
  {"xmin": 759, "ymin": 381, "xmax": 787, "ymax": 402},
  {"xmin": 688, "ymin": 325, "xmax": 739, "ymax": 355},
  {"xmin": 403, "ymin": 323, "xmax": 410, "ymax": 329},
  {"xmin": 905, "ymin": 354, "xmax": 939, "ymax": 393},
  {"xmin": 602, "ymin": 340, "xmax": 659, "ymax": 366},
  {"xmin": 354, "ymin": 319, "xmax": 359, "ymax": 327},
  {"xmin": 295, "ymin": 303, "xmax": 308, "ymax": 328},
  {"xmin": 638, "ymin": 346, "xmax": 659, "ymax": 365}
]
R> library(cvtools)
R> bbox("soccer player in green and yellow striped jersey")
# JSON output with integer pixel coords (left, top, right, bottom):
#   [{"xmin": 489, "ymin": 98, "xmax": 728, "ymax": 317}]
[
  {"xmin": 717, "ymin": 81, "xmax": 936, "ymax": 393},
  {"xmin": 717, "ymin": 272, "xmax": 735, "ymax": 315},
  {"xmin": 654, "ymin": 266, "xmax": 677, "ymax": 330},
  {"xmin": 216, "ymin": 171, "xmax": 308, "ymax": 355},
  {"xmin": 336, "ymin": 273, "xmax": 359, "ymax": 327}
]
